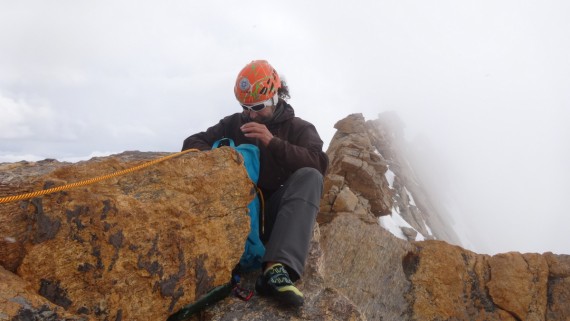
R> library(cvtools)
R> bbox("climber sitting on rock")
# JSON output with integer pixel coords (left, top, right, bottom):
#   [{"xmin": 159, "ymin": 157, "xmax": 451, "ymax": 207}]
[{"xmin": 181, "ymin": 60, "xmax": 328, "ymax": 307}]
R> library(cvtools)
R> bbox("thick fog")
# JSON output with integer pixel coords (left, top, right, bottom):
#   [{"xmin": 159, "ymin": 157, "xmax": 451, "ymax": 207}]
[{"xmin": 1, "ymin": 1, "xmax": 569, "ymax": 254}]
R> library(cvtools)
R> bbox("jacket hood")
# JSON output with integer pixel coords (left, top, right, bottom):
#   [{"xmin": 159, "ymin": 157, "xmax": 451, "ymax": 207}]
[{"xmin": 269, "ymin": 100, "xmax": 295, "ymax": 125}]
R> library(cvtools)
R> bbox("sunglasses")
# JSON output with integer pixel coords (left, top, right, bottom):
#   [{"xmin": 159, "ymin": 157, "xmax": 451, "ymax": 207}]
[{"xmin": 241, "ymin": 96, "xmax": 276, "ymax": 112}]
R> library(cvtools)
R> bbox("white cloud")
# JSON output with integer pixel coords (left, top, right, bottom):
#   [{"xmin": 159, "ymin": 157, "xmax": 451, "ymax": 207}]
[
  {"xmin": 0, "ymin": 94, "xmax": 55, "ymax": 139},
  {"xmin": 0, "ymin": 153, "xmax": 45, "ymax": 163},
  {"xmin": 107, "ymin": 123, "xmax": 156, "ymax": 140},
  {"xmin": 59, "ymin": 151, "xmax": 118, "ymax": 163},
  {"xmin": 0, "ymin": 1, "xmax": 569, "ymax": 255}
]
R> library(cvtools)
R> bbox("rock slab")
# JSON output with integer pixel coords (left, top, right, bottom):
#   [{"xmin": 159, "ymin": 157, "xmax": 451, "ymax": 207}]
[{"xmin": 0, "ymin": 149, "xmax": 253, "ymax": 320}]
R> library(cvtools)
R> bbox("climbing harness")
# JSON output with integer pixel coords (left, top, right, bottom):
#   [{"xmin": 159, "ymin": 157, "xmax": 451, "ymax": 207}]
[{"xmin": 0, "ymin": 149, "xmax": 199, "ymax": 204}]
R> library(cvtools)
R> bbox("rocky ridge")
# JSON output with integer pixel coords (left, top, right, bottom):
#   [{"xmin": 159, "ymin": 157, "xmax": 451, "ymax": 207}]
[
  {"xmin": 0, "ymin": 113, "xmax": 569, "ymax": 321},
  {"xmin": 318, "ymin": 113, "xmax": 569, "ymax": 321}
]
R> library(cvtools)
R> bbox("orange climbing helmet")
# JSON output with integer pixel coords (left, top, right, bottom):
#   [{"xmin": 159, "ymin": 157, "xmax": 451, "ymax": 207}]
[{"xmin": 234, "ymin": 60, "xmax": 281, "ymax": 105}]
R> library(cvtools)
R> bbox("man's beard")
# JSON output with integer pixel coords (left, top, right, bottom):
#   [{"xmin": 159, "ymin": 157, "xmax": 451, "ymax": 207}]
[
  {"xmin": 245, "ymin": 113, "xmax": 273, "ymax": 124},
  {"xmin": 244, "ymin": 106, "xmax": 276, "ymax": 124}
]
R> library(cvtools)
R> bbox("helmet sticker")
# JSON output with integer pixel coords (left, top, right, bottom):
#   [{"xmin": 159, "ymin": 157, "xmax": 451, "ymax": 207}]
[{"xmin": 239, "ymin": 77, "xmax": 251, "ymax": 92}]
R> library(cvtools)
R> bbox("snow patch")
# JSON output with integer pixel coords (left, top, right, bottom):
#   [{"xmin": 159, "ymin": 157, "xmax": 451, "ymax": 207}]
[
  {"xmin": 391, "ymin": 206, "xmax": 411, "ymax": 228},
  {"xmin": 424, "ymin": 221, "xmax": 433, "ymax": 236},
  {"xmin": 404, "ymin": 187, "xmax": 416, "ymax": 206},
  {"xmin": 385, "ymin": 168, "xmax": 396, "ymax": 187},
  {"xmin": 379, "ymin": 206, "xmax": 427, "ymax": 241},
  {"xmin": 379, "ymin": 208, "xmax": 407, "ymax": 240}
]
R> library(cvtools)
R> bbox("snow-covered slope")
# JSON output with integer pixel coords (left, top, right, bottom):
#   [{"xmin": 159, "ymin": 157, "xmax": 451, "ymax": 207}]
[{"xmin": 319, "ymin": 112, "xmax": 462, "ymax": 247}]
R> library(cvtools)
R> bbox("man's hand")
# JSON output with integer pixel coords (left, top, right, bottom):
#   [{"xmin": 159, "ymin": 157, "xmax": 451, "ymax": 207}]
[{"xmin": 241, "ymin": 122, "xmax": 274, "ymax": 146}]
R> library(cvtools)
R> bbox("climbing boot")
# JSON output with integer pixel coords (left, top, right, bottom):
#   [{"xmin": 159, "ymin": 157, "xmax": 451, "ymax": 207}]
[{"xmin": 255, "ymin": 263, "xmax": 304, "ymax": 307}]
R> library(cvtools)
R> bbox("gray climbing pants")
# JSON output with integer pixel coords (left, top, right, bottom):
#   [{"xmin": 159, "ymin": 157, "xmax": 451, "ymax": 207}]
[{"xmin": 261, "ymin": 167, "xmax": 323, "ymax": 281}]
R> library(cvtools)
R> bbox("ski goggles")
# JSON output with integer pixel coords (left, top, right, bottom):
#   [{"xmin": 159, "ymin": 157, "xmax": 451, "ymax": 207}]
[{"xmin": 241, "ymin": 95, "xmax": 276, "ymax": 112}]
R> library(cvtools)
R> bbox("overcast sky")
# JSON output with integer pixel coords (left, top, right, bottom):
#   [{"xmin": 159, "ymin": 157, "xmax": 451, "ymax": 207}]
[{"xmin": 1, "ymin": 1, "xmax": 569, "ymax": 255}]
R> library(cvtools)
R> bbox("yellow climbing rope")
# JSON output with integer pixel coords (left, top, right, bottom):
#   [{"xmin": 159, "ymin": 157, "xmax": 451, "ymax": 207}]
[{"xmin": 0, "ymin": 149, "xmax": 200, "ymax": 204}]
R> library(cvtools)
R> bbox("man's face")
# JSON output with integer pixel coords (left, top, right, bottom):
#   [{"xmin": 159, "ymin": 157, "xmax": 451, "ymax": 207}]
[{"xmin": 243, "ymin": 105, "xmax": 275, "ymax": 124}]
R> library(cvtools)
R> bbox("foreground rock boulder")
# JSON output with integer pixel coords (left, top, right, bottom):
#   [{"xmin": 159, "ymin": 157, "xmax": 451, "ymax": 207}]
[
  {"xmin": 0, "ymin": 149, "xmax": 253, "ymax": 320},
  {"xmin": 404, "ymin": 241, "xmax": 570, "ymax": 321}
]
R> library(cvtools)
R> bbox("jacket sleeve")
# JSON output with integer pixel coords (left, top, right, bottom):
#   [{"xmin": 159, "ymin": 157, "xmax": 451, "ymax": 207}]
[
  {"xmin": 267, "ymin": 123, "xmax": 329, "ymax": 176},
  {"xmin": 181, "ymin": 119, "xmax": 226, "ymax": 151}
]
